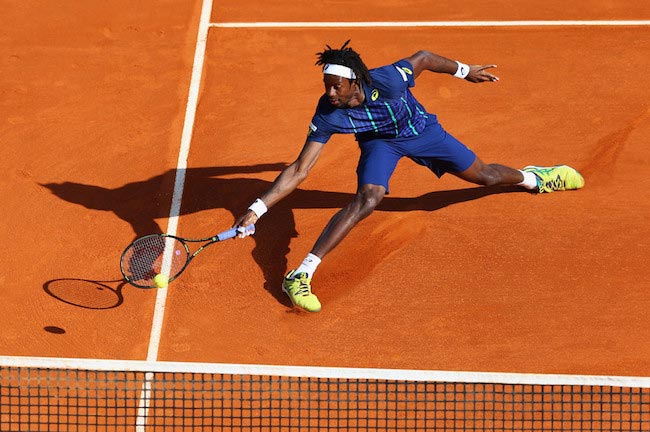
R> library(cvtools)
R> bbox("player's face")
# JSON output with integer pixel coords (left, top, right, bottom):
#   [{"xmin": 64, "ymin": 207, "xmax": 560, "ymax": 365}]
[{"xmin": 323, "ymin": 75, "xmax": 358, "ymax": 108}]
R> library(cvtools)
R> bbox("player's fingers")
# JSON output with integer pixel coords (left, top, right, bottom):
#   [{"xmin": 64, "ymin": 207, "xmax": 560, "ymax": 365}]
[
  {"xmin": 484, "ymin": 65, "xmax": 499, "ymax": 80},
  {"xmin": 483, "ymin": 73, "xmax": 499, "ymax": 82},
  {"xmin": 469, "ymin": 67, "xmax": 499, "ymax": 83},
  {"xmin": 236, "ymin": 225, "xmax": 256, "ymax": 238},
  {"xmin": 478, "ymin": 64, "xmax": 497, "ymax": 71},
  {"xmin": 233, "ymin": 211, "xmax": 259, "ymax": 237},
  {"xmin": 475, "ymin": 64, "xmax": 498, "ymax": 79}
]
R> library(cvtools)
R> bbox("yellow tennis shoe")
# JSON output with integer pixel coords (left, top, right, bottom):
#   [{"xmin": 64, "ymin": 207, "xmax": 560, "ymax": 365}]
[
  {"xmin": 522, "ymin": 165, "xmax": 585, "ymax": 193},
  {"xmin": 282, "ymin": 270, "xmax": 321, "ymax": 313}
]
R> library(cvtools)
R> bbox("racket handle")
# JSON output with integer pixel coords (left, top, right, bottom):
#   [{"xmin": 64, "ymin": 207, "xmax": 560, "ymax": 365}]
[{"xmin": 218, "ymin": 224, "xmax": 255, "ymax": 241}]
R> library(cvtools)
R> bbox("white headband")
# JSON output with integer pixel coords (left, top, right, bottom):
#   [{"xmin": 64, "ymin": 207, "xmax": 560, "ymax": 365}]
[{"xmin": 323, "ymin": 63, "xmax": 356, "ymax": 79}]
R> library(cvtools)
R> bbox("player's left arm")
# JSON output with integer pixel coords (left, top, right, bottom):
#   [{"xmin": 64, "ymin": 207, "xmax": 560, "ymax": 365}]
[{"xmin": 404, "ymin": 50, "xmax": 499, "ymax": 83}]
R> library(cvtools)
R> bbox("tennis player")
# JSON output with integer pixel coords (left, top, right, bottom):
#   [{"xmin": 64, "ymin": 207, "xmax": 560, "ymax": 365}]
[{"xmin": 235, "ymin": 40, "xmax": 584, "ymax": 312}]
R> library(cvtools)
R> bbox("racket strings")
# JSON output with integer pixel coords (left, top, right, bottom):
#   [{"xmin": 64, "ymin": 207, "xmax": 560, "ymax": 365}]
[{"xmin": 121, "ymin": 236, "xmax": 188, "ymax": 287}]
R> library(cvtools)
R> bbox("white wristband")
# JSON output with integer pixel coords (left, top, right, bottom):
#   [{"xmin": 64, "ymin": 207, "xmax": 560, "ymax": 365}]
[
  {"xmin": 248, "ymin": 198, "xmax": 268, "ymax": 218},
  {"xmin": 454, "ymin": 61, "xmax": 470, "ymax": 79}
]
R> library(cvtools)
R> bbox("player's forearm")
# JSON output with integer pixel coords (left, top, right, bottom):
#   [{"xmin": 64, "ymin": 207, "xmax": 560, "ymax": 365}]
[
  {"xmin": 258, "ymin": 139, "xmax": 323, "ymax": 210},
  {"xmin": 259, "ymin": 162, "xmax": 308, "ymax": 209},
  {"xmin": 410, "ymin": 50, "xmax": 500, "ymax": 83},
  {"xmin": 237, "ymin": 164, "xmax": 306, "ymax": 228},
  {"xmin": 408, "ymin": 50, "xmax": 458, "ymax": 77}
]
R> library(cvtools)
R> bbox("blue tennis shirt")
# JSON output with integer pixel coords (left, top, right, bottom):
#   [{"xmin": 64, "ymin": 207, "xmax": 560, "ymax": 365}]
[{"xmin": 307, "ymin": 59, "xmax": 429, "ymax": 144}]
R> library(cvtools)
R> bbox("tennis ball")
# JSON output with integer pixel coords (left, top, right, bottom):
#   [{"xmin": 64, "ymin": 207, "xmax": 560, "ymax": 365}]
[{"xmin": 153, "ymin": 273, "xmax": 169, "ymax": 288}]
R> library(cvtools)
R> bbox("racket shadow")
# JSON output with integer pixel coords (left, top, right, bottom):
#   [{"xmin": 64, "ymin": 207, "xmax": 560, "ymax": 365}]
[{"xmin": 43, "ymin": 278, "xmax": 127, "ymax": 310}]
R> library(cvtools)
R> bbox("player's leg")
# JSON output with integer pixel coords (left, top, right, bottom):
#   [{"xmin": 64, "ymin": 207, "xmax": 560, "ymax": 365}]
[
  {"xmin": 452, "ymin": 155, "xmax": 585, "ymax": 192},
  {"xmin": 451, "ymin": 156, "xmax": 533, "ymax": 188},
  {"xmin": 311, "ymin": 183, "xmax": 386, "ymax": 257},
  {"xmin": 404, "ymin": 119, "xmax": 535, "ymax": 189},
  {"xmin": 282, "ymin": 140, "xmax": 398, "ymax": 312},
  {"xmin": 310, "ymin": 139, "xmax": 399, "ymax": 259},
  {"xmin": 282, "ymin": 184, "xmax": 387, "ymax": 312},
  {"xmin": 409, "ymin": 118, "xmax": 583, "ymax": 192}
]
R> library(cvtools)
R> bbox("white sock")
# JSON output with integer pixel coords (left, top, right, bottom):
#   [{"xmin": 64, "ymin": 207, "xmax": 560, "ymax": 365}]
[
  {"xmin": 517, "ymin": 170, "xmax": 538, "ymax": 190},
  {"xmin": 295, "ymin": 253, "xmax": 321, "ymax": 278}
]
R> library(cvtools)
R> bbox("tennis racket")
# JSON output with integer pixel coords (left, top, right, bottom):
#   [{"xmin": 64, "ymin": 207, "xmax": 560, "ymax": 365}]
[{"xmin": 120, "ymin": 225, "xmax": 255, "ymax": 288}]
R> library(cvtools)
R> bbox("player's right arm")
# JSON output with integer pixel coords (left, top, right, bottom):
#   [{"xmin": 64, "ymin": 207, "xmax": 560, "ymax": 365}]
[
  {"xmin": 235, "ymin": 140, "xmax": 325, "ymax": 229},
  {"xmin": 261, "ymin": 140, "xmax": 324, "ymax": 208}
]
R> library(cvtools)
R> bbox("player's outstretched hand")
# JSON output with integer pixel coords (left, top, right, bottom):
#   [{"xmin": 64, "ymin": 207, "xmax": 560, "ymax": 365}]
[{"xmin": 466, "ymin": 64, "xmax": 499, "ymax": 83}]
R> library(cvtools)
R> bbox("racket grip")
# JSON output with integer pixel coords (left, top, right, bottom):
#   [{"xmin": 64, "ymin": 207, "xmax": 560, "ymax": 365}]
[{"xmin": 218, "ymin": 224, "xmax": 255, "ymax": 241}]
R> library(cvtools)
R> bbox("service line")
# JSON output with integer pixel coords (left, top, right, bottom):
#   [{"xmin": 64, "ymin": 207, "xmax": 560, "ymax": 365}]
[{"xmin": 211, "ymin": 20, "xmax": 650, "ymax": 28}]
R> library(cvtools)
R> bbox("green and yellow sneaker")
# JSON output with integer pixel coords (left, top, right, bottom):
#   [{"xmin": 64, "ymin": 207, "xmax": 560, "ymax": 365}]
[
  {"xmin": 522, "ymin": 165, "xmax": 585, "ymax": 193},
  {"xmin": 282, "ymin": 270, "xmax": 321, "ymax": 313}
]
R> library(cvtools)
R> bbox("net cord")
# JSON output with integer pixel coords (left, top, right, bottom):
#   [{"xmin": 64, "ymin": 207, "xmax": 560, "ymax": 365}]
[{"xmin": 1, "ymin": 356, "xmax": 649, "ymax": 389}]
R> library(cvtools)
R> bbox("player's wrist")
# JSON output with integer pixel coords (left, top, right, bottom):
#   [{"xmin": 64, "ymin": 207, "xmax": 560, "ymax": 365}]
[
  {"xmin": 453, "ymin": 61, "xmax": 470, "ymax": 79},
  {"xmin": 248, "ymin": 198, "xmax": 268, "ymax": 218}
]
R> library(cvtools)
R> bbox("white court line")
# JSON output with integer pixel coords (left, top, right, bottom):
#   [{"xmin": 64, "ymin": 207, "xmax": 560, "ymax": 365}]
[
  {"xmin": 211, "ymin": 20, "xmax": 650, "ymax": 28},
  {"xmin": 2, "ymin": 355, "xmax": 650, "ymax": 389},
  {"xmin": 136, "ymin": 0, "xmax": 214, "ymax": 430},
  {"xmin": 145, "ymin": 0, "xmax": 213, "ymax": 366},
  {"xmin": 144, "ymin": 0, "xmax": 213, "ymax": 366}
]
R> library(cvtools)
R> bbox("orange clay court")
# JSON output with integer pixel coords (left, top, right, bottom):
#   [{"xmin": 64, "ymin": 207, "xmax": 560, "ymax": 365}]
[{"xmin": 1, "ymin": 0, "xmax": 650, "ymax": 381}]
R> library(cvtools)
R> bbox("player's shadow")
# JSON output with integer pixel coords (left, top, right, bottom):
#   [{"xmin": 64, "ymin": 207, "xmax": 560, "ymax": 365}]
[{"xmin": 40, "ymin": 164, "xmax": 524, "ymax": 307}]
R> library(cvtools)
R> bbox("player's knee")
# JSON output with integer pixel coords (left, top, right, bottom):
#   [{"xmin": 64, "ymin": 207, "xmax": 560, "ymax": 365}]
[
  {"xmin": 356, "ymin": 185, "xmax": 385, "ymax": 216},
  {"xmin": 457, "ymin": 157, "xmax": 499, "ymax": 186}
]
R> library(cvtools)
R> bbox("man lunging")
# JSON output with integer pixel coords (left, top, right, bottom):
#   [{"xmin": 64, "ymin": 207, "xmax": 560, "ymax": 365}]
[{"xmin": 234, "ymin": 40, "xmax": 584, "ymax": 312}]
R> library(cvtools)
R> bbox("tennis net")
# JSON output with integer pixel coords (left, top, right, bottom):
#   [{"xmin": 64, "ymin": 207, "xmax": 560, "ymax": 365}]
[{"xmin": 1, "ymin": 356, "xmax": 649, "ymax": 431}]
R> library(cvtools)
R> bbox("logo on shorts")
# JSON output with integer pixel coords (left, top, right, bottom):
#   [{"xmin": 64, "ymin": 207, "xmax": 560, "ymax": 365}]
[
  {"xmin": 371, "ymin": 89, "xmax": 380, "ymax": 101},
  {"xmin": 308, "ymin": 122, "xmax": 317, "ymax": 136},
  {"xmin": 401, "ymin": 67, "xmax": 413, "ymax": 75}
]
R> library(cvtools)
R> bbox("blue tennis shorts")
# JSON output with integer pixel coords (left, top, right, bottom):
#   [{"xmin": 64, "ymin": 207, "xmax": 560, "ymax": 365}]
[{"xmin": 356, "ymin": 115, "xmax": 476, "ymax": 193}]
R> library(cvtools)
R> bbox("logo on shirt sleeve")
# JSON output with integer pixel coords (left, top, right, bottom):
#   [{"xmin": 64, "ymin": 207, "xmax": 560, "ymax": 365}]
[
  {"xmin": 308, "ymin": 122, "xmax": 317, "ymax": 136},
  {"xmin": 395, "ymin": 65, "xmax": 412, "ymax": 82}
]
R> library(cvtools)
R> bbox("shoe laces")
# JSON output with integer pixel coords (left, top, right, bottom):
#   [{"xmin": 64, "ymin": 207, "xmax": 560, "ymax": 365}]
[
  {"xmin": 290, "ymin": 274, "xmax": 312, "ymax": 296},
  {"xmin": 543, "ymin": 173, "xmax": 565, "ymax": 191}
]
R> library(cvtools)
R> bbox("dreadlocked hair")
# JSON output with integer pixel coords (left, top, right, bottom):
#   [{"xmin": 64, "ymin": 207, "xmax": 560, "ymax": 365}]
[{"xmin": 315, "ymin": 40, "xmax": 372, "ymax": 86}]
